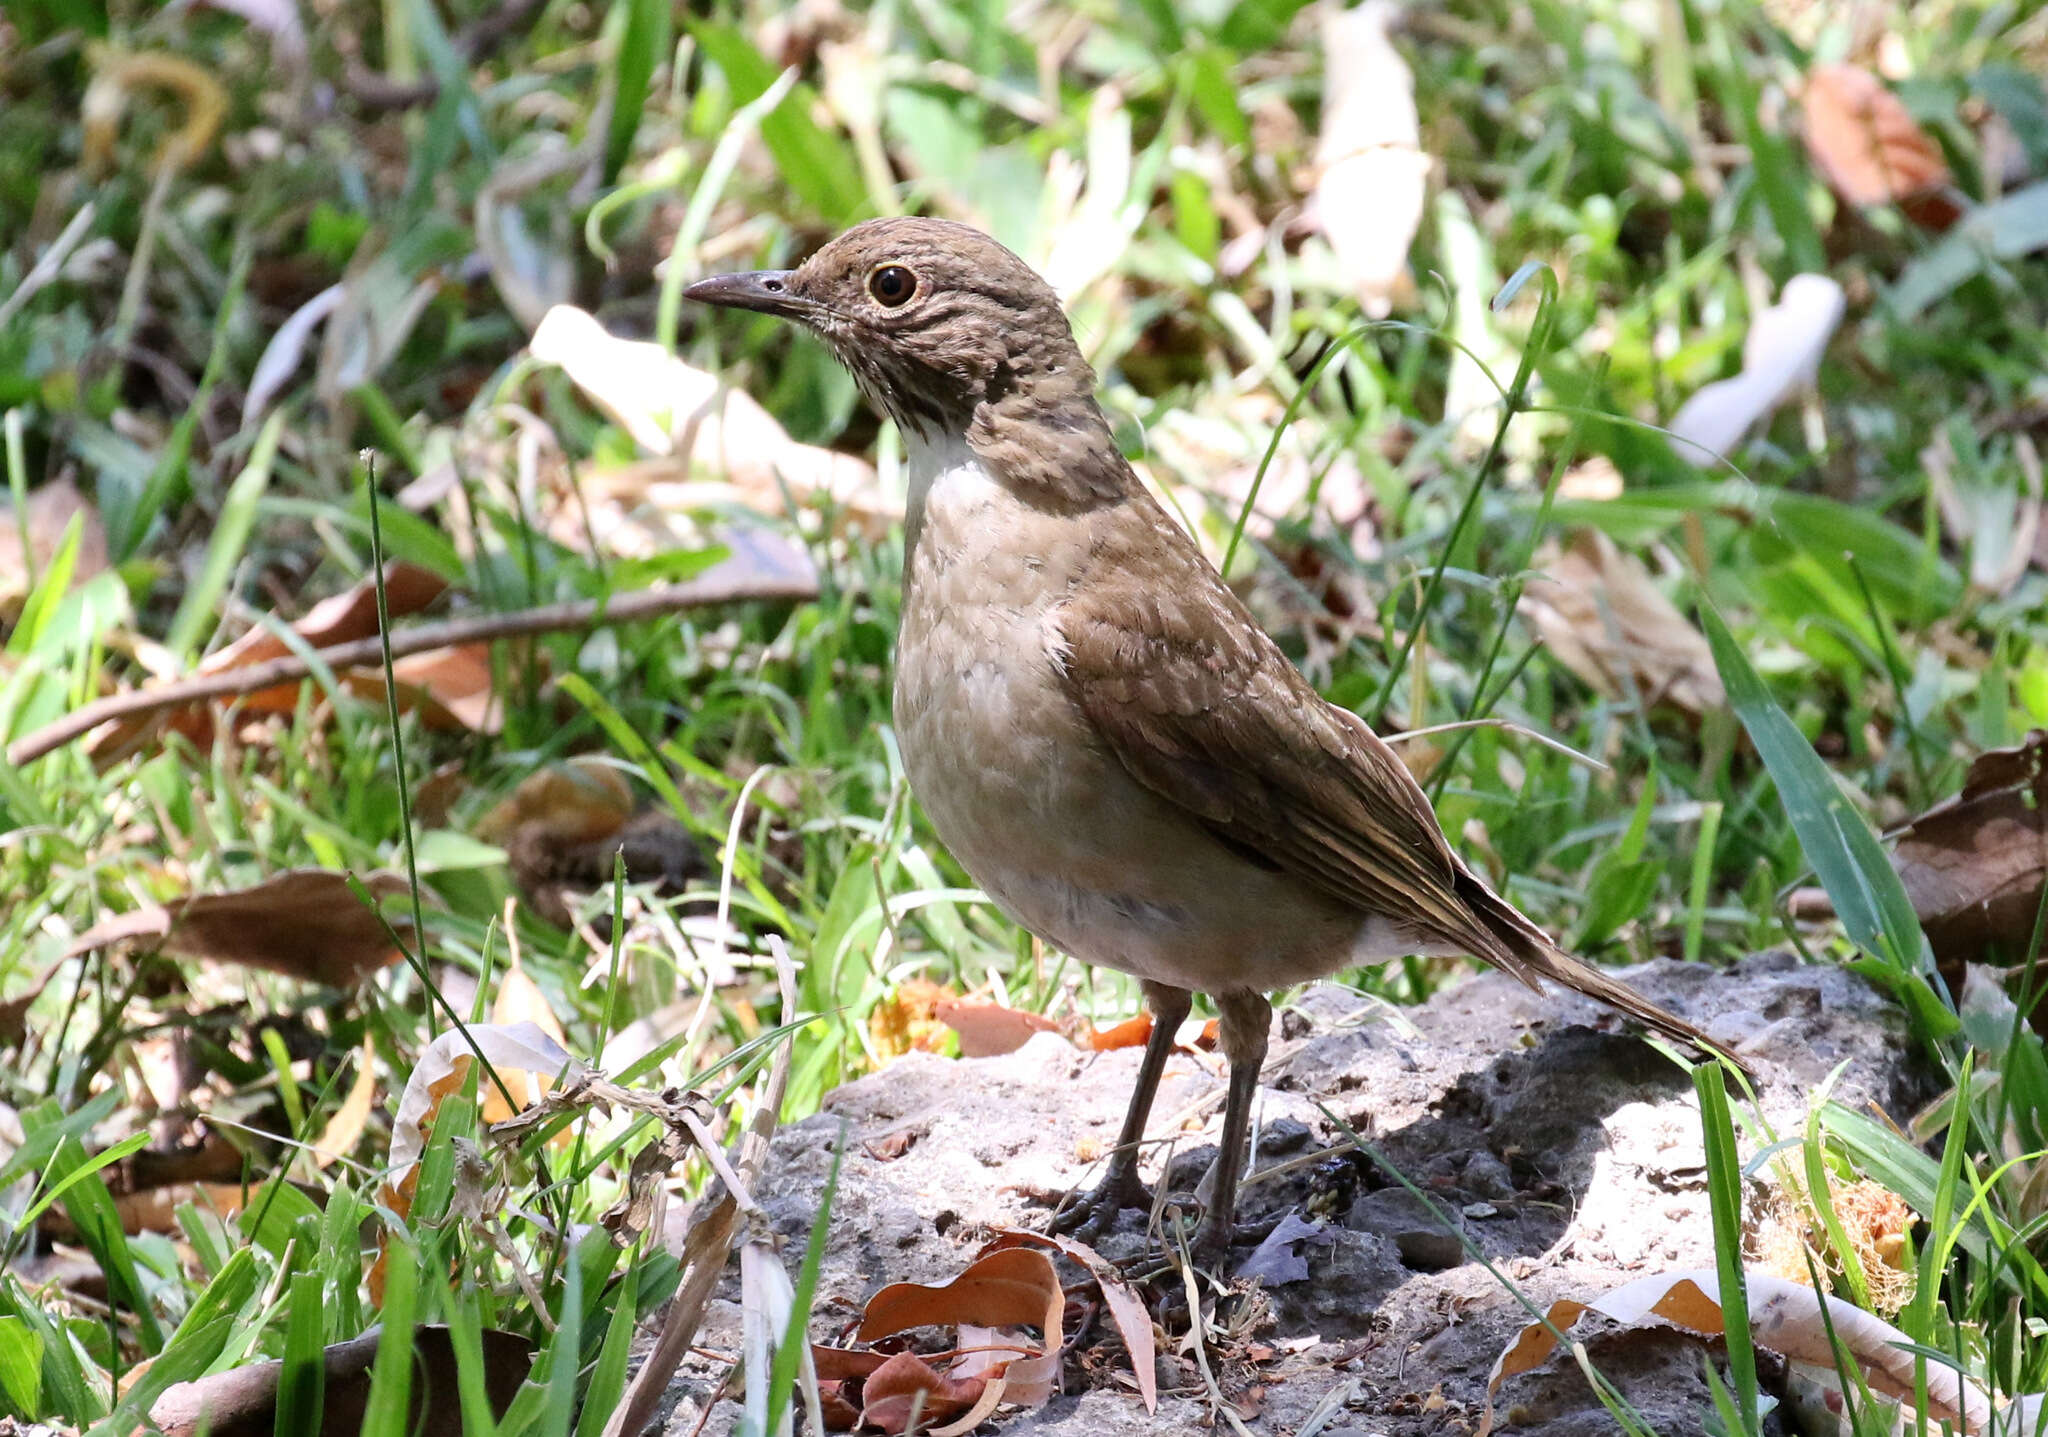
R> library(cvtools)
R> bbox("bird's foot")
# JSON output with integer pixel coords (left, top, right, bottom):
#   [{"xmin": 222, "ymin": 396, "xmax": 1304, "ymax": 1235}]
[{"xmin": 1048, "ymin": 1168, "xmax": 1149, "ymax": 1243}]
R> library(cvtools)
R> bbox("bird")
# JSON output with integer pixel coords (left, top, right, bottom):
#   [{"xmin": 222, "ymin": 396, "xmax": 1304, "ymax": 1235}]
[{"xmin": 685, "ymin": 217, "xmax": 1734, "ymax": 1262}]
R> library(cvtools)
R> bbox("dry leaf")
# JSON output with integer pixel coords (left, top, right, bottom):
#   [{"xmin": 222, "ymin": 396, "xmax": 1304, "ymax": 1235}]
[
  {"xmin": 980, "ymin": 1228, "xmax": 1156, "ymax": 1413},
  {"xmin": 856, "ymin": 1351, "xmax": 992, "ymax": 1435},
  {"xmin": 1668, "ymin": 273, "xmax": 1845, "ymax": 465},
  {"xmin": 314, "ymin": 1039, "xmax": 378, "ymax": 1168},
  {"xmin": 150, "ymin": 1324, "xmax": 531, "ymax": 1437},
  {"xmin": 1312, "ymin": 0, "xmax": 1428, "ymax": 317},
  {"xmin": 482, "ymin": 955, "xmax": 568, "ymax": 1124},
  {"xmin": 344, "ymin": 641, "xmax": 503, "ymax": 733},
  {"xmin": 476, "ymin": 759, "xmax": 636, "ymax": 846},
  {"xmin": 932, "ymin": 999, "xmax": 1062, "ymax": 1058},
  {"xmin": 1804, "ymin": 63, "xmax": 1961, "ymax": 229},
  {"xmin": 206, "ymin": 562, "xmax": 449, "ymax": 681},
  {"xmin": 1483, "ymin": 1268, "xmax": 2034, "ymax": 1435},
  {"xmin": 1518, "ymin": 530, "xmax": 1726, "ymax": 716},
  {"xmin": 86, "ymin": 562, "xmax": 449, "ymax": 760},
  {"xmin": 372, "ymin": 1021, "xmax": 586, "ymax": 1304},
  {"xmin": 476, "ymin": 758, "xmax": 705, "ymax": 928},
  {"xmin": 1084, "ymin": 1012, "xmax": 1154, "ymax": 1052},
  {"xmin": 858, "ymin": 1246, "xmax": 1065, "ymax": 1407},
  {"xmin": 0, "ymin": 479, "xmax": 110, "ymax": 604},
  {"xmin": 386, "ymin": 1022, "xmax": 583, "ymax": 1199},
  {"xmin": 530, "ymin": 305, "xmax": 886, "ymax": 533},
  {"xmin": 1892, "ymin": 730, "xmax": 2048, "ymax": 974},
  {"xmin": 67, "ymin": 869, "xmax": 414, "ymax": 985}
]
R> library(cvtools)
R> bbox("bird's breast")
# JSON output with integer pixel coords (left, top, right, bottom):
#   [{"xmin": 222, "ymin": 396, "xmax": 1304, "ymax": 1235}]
[{"xmin": 889, "ymin": 435, "xmax": 1373, "ymax": 992}]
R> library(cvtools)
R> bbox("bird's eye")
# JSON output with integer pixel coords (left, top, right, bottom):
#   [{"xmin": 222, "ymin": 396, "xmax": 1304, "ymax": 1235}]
[{"xmin": 868, "ymin": 265, "xmax": 916, "ymax": 307}]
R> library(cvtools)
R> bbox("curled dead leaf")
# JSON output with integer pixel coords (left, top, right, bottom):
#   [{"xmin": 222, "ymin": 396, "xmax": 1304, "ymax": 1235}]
[
  {"xmin": 857, "ymin": 1351, "xmax": 994, "ymax": 1435},
  {"xmin": 86, "ymin": 562, "xmax": 449, "ymax": 761},
  {"xmin": 370, "ymin": 1021, "xmax": 586, "ymax": 1304},
  {"xmin": 1518, "ymin": 530, "xmax": 1725, "ymax": 717},
  {"xmin": 343, "ymin": 641, "xmax": 504, "ymax": 733},
  {"xmin": 476, "ymin": 758, "xmax": 705, "ymax": 928},
  {"xmin": 980, "ymin": 1228, "xmax": 1156, "ymax": 1413},
  {"xmin": 858, "ymin": 1246, "xmax": 1066, "ymax": 1408}
]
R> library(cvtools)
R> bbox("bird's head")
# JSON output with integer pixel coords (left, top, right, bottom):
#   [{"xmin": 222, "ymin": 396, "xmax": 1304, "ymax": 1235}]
[{"xmin": 684, "ymin": 217, "xmax": 1094, "ymax": 439}]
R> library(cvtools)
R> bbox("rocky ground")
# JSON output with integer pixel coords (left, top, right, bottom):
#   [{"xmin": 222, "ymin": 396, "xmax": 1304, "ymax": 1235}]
[{"xmin": 657, "ymin": 952, "xmax": 1932, "ymax": 1436}]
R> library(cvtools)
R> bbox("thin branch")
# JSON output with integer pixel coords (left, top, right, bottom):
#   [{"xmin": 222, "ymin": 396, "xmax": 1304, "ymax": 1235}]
[{"xmin": 6, "ymin": 570, "xmax": 818, "ymax": 766}]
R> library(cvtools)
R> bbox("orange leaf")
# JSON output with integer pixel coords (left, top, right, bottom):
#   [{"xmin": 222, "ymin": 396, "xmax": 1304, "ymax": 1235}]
[
  {"xmin": 1084, "ymin": 1013, "xmax": 1153, "ymax": 1051},
  {"xmin": 1803, "ymin": 63, "xmax": 1959, "ymax": 228},
  {"xmin": 933, "ymin": 999, "xmax": 1061, "ymax": 1058}
]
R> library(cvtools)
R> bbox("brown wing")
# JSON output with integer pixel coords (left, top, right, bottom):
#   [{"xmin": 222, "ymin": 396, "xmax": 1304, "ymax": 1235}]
[
  {"xmin": 1051, "ymin": 496, "xmax": 1735, "ymax": 1063},
  {"xmin": 1049, "ymin": 507, "xmax": 1492, "ymax": 959}
]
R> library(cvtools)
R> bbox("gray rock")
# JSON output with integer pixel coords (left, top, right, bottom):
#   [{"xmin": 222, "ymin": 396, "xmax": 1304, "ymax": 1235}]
[{"xmin": 657, "ymin": 952, "xmax": 1928, "ymax": 1436}]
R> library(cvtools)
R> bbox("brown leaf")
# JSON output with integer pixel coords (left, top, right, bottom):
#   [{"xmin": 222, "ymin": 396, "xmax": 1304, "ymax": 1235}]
[
  {"xmin": 476, "ymin": 759, "xmax": 636, "ymax": 847},
  {"xmin": 344, "ymin": 642, "xmax": 503, "ymax": 734},
  {"xmin": 857, "ymin": 1247, "xmax": 1064, "ymax": 1343},
  {"xmin": 980, "ymin": 1229, "xmax": 1157, "ymax": 1412},
  {"xmin": 1893, "ymin": 731, "xmax": 2048, "ymax": 978},
  {"xmin": 67, "ymin": 869, "xmax": 414, "ymax": 985},
  {"xmin": 812, "ymin": 1346, "xmax": 891, "ymax": 1381},
  {"xmin": 857, "ymin": 1247, "xmax": 1065, "ymax": 1408},
  {"xmin": 482, "ymin": 954, "xmax": 568, "ymax": 1124},
  {"xmin": 932, "ymin": 999, "xmax": 1062, "ymax": 1058},
  {"xmin": 477, "ymin": 759, "xmax": 705, "ymax": 927},
  {"xmin": 1803, "ymin": 63, "xmax": 1961, "ymax": 229},
  {"xmin": 0, "ymin": 478, "xmax": 110, "ymax": 604},
  {"xmin": 1518, "ymin": 530, "xmax": 1726, "ymax": 717},
  {"xmin": 150, "ymin": 1324, "xmax": 531, "ymax": 1437},
  {"xmin": 856, "ymin": 1351, "xmax": 988, "ymax": 1434},
  {"xmin": 205, "ymin": 562, "xmax": 449, "ymax": 675},
  {"xmin": 85, "ymin": 562, "xmax": 450, "ymax": 760},
  {"xmin": 819, "ymin": 1380, "xmax": 861, "ymax": 1431}
]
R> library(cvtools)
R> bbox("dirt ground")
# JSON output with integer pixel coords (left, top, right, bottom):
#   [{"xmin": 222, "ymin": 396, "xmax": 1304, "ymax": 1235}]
[{"xmin": 657, "ymin": 951, "xmax": 1930, "ymax": 1436}]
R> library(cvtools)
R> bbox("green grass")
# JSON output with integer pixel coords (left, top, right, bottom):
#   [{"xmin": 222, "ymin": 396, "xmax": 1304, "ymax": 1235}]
[{"xmin": 2, "ymin": 0, "xmax": 2048, "ymax": 1431}]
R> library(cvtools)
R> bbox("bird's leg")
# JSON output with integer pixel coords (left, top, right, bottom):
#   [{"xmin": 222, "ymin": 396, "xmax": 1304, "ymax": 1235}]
[
  {"xmin": 1190, "ymin": 990, "xmax": 1272, "ymax": 1265},
  {"xmin": 1051, "ymin": 981, "xmax": 1193, "ymax": 1239}
]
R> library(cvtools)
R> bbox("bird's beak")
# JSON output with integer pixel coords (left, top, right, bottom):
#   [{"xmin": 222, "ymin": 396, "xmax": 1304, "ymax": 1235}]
[{"xmin": 682, "ymin": 270, "xmax": 810, "ymax": 320}]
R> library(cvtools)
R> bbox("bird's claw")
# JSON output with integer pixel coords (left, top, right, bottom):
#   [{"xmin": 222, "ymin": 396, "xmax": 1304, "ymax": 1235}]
[{"xmin": 1048, "ymin": 1170, "xmax": 1149, "ymax": 1242}]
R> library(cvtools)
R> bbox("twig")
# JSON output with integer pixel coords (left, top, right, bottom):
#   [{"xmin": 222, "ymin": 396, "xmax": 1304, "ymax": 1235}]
[{"xmin": 7, "ymin": 570, "xmax": 819, "ymax": 766}]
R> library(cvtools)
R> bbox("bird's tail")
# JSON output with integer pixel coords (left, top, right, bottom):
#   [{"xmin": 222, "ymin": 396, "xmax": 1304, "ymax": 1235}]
[{"xmin": 1452, "ymin": 867, "xmax": 1751, "ymax": 1076}]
